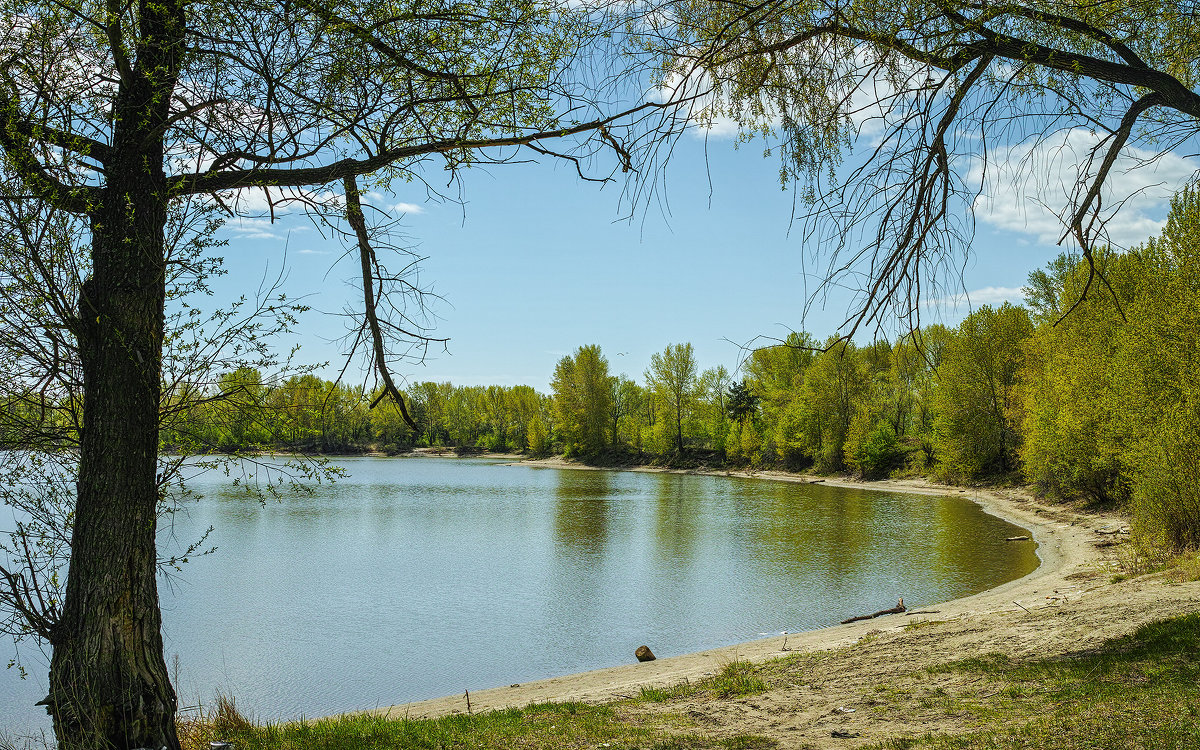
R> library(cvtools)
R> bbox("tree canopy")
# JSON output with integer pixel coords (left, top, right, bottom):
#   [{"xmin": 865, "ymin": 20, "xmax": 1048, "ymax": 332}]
[{"xmin": 652, "ymin": 0, "xmax": 1200, "ymax": 335}]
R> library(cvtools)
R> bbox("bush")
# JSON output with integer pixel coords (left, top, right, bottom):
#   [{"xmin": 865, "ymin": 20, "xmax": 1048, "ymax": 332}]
[
  {"xmin": 852, "ymin": 421, "xmax": 904, "ymax": 480},
  {"xmin": 1130, "ymin": 405, "xmax": 1200, "ymax": 551}
]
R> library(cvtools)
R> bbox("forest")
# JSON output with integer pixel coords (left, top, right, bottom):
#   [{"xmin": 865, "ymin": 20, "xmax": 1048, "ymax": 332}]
[{"xmin": 28, "ymin": 188, "xmax": 1183, "ymax": 555}]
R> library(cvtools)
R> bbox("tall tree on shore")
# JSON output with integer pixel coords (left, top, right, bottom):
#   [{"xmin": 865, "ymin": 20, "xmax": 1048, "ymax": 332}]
[
  {"xmin": 646, "ymin": 342, "xmax": 699, "ymax": 453},
  {"xmin": 552, "ymin": 345, "xmax": 615, "ymax": 455},
  {"xmin": 0, "ymin": 0, "xmax": 675, "ymax": 744},
  {"xmin": 933, "ymin": 304, "xmax": 1033, "ymax": 480}
]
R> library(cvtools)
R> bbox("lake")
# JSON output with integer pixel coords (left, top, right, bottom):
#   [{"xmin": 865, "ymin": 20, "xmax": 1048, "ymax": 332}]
[{"xmin": 1, "ymin": 456, "xmax": 1038, "ymax": 737}]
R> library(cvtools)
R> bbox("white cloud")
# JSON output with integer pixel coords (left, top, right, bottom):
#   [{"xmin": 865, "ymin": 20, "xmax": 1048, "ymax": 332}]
[
  {"xmin": 649, "ymin": 67, "xmax": 749, "ymax": 140},
  {"xmin": 229, "ymin": 217, "xmax": 283, "ymax": 240},
  {"xmin": 922, "ymin": 286, "xmax": 1025, "ymax": 313},
  {"xmin": 296, "ymin": 248, "xmax": 329, "ymax": 255},
  {"xmin": 391, "ymin": 202, "xmax": 425, "ymax": 215},
  {"xmin": 970, "ymin": 128, "xmax": 1196, "ymax": 249}
]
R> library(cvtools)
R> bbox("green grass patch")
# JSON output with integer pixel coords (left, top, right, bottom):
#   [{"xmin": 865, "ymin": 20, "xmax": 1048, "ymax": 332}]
[
  {"xmin": 877, "ymin": 613, "xmax": 1200, "ymax": 749},
  {"xmin": 636, "ymin": 660, "xmax": 768, "ymax": 704},
  {"xmin": 178, "ymin": 693, "xmax": 777, "ymax": 750}
]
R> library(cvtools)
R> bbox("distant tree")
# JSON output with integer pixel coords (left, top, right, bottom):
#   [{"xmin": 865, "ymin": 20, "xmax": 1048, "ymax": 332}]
[
  {"xmin": 552, "ymin": 345, "xmax": 614, "ymax": 455},
  {"xmin": 609, "ymin": 375, "xmax": 642, "ymax": 449},
  {"xmin": 725, "ymin": 380, "xmax": 760, "ymax": 424},
  {"xmin": 645, "ymin": 342, "xmax": 699, "ymax": 453},
  {"xmin": 794, "ymin": 339, "xmax": 867, "ymax": 472}
]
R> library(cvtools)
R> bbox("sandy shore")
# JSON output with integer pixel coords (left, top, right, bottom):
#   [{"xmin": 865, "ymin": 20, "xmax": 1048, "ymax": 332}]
[{"xmin": 360, "ymin": 463, "xmax": 1200, "ymax": 740}]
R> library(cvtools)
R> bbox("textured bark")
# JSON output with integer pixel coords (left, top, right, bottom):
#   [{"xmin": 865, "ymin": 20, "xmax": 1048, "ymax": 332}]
[
  {"xmin": 44, "ymin": 0, "xmax": 182, "ymax": 745},
  {"xmin": 47, "ymin": 157, "xmax": 179, "ymax": 750}
]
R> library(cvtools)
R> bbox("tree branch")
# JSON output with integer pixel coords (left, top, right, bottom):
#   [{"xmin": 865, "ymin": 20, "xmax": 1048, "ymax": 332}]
[
  {"xmin": 169, "ymin": 101, "xmax": 662, "ymax": 196},
  {"xmin": 343, "ymin": 174, "xmax": 418, "ymax": 430}
]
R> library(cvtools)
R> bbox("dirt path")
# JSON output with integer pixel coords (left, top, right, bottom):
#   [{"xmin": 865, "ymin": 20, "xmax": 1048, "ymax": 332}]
[{"xmin": 363, "ymin": 470, "xmax": 1200, "ymax": 746}]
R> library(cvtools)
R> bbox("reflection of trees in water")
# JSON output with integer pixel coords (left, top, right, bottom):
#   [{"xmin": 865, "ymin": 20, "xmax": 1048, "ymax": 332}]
[
  {"xmin": 652, "ymin": 474, "xmax": 700, "ymax": 562},
  {"xmin": 553, "ymin": 470, "xmax": 614, "ymax": 555},
  {"xmin": 545, "ymin": 468, "xmax": 1038, "ymax": 616}
]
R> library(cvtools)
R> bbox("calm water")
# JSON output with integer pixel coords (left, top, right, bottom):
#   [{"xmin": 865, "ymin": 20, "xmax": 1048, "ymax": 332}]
[{"xmin": 2, "ymin": 457, "xmax": 1038, "ymax": 736}]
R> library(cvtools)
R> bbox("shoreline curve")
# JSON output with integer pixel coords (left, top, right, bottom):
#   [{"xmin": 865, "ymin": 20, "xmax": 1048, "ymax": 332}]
[{"xmin": 361, "ymin": 466, "xmax": 1113, "ymax": 723}]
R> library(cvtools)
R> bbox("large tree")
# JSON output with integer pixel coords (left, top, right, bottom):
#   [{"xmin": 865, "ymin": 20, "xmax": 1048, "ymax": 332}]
[
  {"xmin": 655, "ymin": 1, "xmax": 1200, "ymax": 335},
  {"xmin": 552, "ymin": 344, "xmax": 614, "ymax": 455},
  {"xmin": 645, "ymin": 341, "xmax": 698, "ymax": 453},
  {"xmin": 0, "ymin": 0, "xmax": 670, "ymax": 746}
]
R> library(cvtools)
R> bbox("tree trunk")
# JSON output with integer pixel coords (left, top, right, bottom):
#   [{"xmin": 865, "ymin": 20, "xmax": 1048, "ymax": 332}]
[
  {"xmin": 46, "ymin": 6, "xmax": 182, "ymax": 741},
  {"xmin": 46, "ymin": 177, "xmax": 178, "ymax": 750}
]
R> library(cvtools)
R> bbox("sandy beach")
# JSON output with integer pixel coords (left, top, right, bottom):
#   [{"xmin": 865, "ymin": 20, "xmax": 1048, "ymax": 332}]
[{"xmin": 361, "ymin": 464, "xmax": 1200, "ymax": 747}]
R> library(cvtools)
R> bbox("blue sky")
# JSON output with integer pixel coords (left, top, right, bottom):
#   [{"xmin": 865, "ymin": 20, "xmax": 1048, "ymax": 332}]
[{"xmin": 208, "ymin": 126, "xmax": 1194, "ymax": 393}]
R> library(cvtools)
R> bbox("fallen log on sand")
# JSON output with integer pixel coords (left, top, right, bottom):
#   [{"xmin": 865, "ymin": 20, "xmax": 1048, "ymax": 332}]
[{"xmin": 841, "ymin": 598, "xmax": 906, "ymax": 624}]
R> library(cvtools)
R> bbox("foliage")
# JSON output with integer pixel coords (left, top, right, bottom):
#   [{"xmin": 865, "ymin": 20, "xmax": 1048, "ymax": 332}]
[
  {"xmin": 645, "ymin": 342, "xmax": 699, "ymax": 454},
  {"xmin": 1015, "ymin": 187, "xmax": 1200, "ymax": 548},
  {"xmin": 1114, "ymin": 188, "xmax": 1200, "ymax": 549},
  {"xmin": 656, "ymin": 0, "xmax": 1200, "ymax": 339},
  {"xmin": 847, "ymin": 419, "xmax": 904, "ymax": 480},
  {"xmin": 931, "ymin": 304, "xmax": 1033, "ymax": 482},
  {"xmin": 552, "ymin": 345, "xmax": 614, "ymax": 456},
  {"xmin": 725, "ymin": 380, "xmax": 760, "ymax": 423},
  {"xmin": 1018, "ymin": 250, "xmax": 1135, "ymax": 504}
]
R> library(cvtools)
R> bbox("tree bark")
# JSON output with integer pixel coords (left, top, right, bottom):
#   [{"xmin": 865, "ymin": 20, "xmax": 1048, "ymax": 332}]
[
  {"xmin": 46, "ymin": 170, "xmax": 179, "ymax": 750},
  {"xmin": 45, "ymin": 1, "xmax": 182, "ymax": 743},
  {"xmin": 47, "ymin": 167, "xmax": 179, "ymax": 750}
]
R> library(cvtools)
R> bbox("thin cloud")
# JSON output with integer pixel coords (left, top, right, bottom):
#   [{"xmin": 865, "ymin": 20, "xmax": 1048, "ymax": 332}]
[
  {"xmin": 923, "ymin": 286, "xmax": 1025, "ymax": 309},
  {"xmin": 970, "ymin": 128, "xmax": 1196, "ymax": 249},
  {"xmin": 229, "ymin": 217, "xmax": 283, "ymax": 240}
]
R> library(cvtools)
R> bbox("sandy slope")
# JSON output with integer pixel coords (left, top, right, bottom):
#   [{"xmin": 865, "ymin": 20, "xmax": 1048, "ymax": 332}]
[{"xmin": 362, "ymin": 467, "xmax": 1200, "ymax": 746}]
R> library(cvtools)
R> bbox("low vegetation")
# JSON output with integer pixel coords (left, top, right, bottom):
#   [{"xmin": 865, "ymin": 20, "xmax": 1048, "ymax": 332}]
[
  {"xmin": 877, "ymin": 613, "xmax": 1200, "ymax": 749},
  {"xmin": 636, "ymin": 660, "xmax": 768, "ymax": 703},
  {"xmin": 175, "ymin": 696, "xmax": 775, "ymax": 750}
]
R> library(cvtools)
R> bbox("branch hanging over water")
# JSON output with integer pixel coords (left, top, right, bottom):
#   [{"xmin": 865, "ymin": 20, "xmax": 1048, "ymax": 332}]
[{"xmin": 343, "ymin": 174, "xmax": 419, "ymax": 430}]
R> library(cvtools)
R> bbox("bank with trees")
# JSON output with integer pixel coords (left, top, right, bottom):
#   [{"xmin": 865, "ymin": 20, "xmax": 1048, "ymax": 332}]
[{"xmin": 106, "ymin": 187, "xmax": 1200, "ymax": 558}]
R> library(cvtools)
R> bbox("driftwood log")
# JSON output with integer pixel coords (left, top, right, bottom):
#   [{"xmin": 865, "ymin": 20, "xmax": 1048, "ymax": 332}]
[
  {"xmin": 635, "ymin": 645, "xmax": 656, "ymax": 662},
  {"xmin": 841, "ymin": 598, "xmax": 906, "ymax": 624}
]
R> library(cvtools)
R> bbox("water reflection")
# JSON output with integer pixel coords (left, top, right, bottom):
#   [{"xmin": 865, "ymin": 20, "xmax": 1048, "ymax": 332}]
[
  {"xmin": 553, "ymin": 469, "xmax": 614, "ymax": 555},
  {"xmin": 652, "ymin": 473, "xmax": 700, "ymax": 562},
  {"xmin": 1, "ymin": 458, "xmax": 1039, "ymax": 738}
]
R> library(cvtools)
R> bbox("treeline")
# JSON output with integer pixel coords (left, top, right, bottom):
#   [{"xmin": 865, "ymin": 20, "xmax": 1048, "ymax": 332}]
[
  {"xmin": 18, "ymin": 190, "xmax": 1194, "ymax": 552},
  {"xmin": 157, "ymin": 374, "xmax": 555, "ymax": 455}
]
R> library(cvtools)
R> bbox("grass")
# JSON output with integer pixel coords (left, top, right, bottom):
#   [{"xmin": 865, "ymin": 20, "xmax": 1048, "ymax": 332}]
[
  {"xmin": 870, "ymin": 612, "xmax": 1200, "ymax": 749},
  {"xmin": 177, "ymin": 693, "xmax": 776, "ymax": 750},
  {"xmin": 636, "ymin": 660, "xmax": 768, "ymax": 703},
  {"xmin": 1111, "ymin": 542, "xmax": 1200, "ymax": 583}
]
